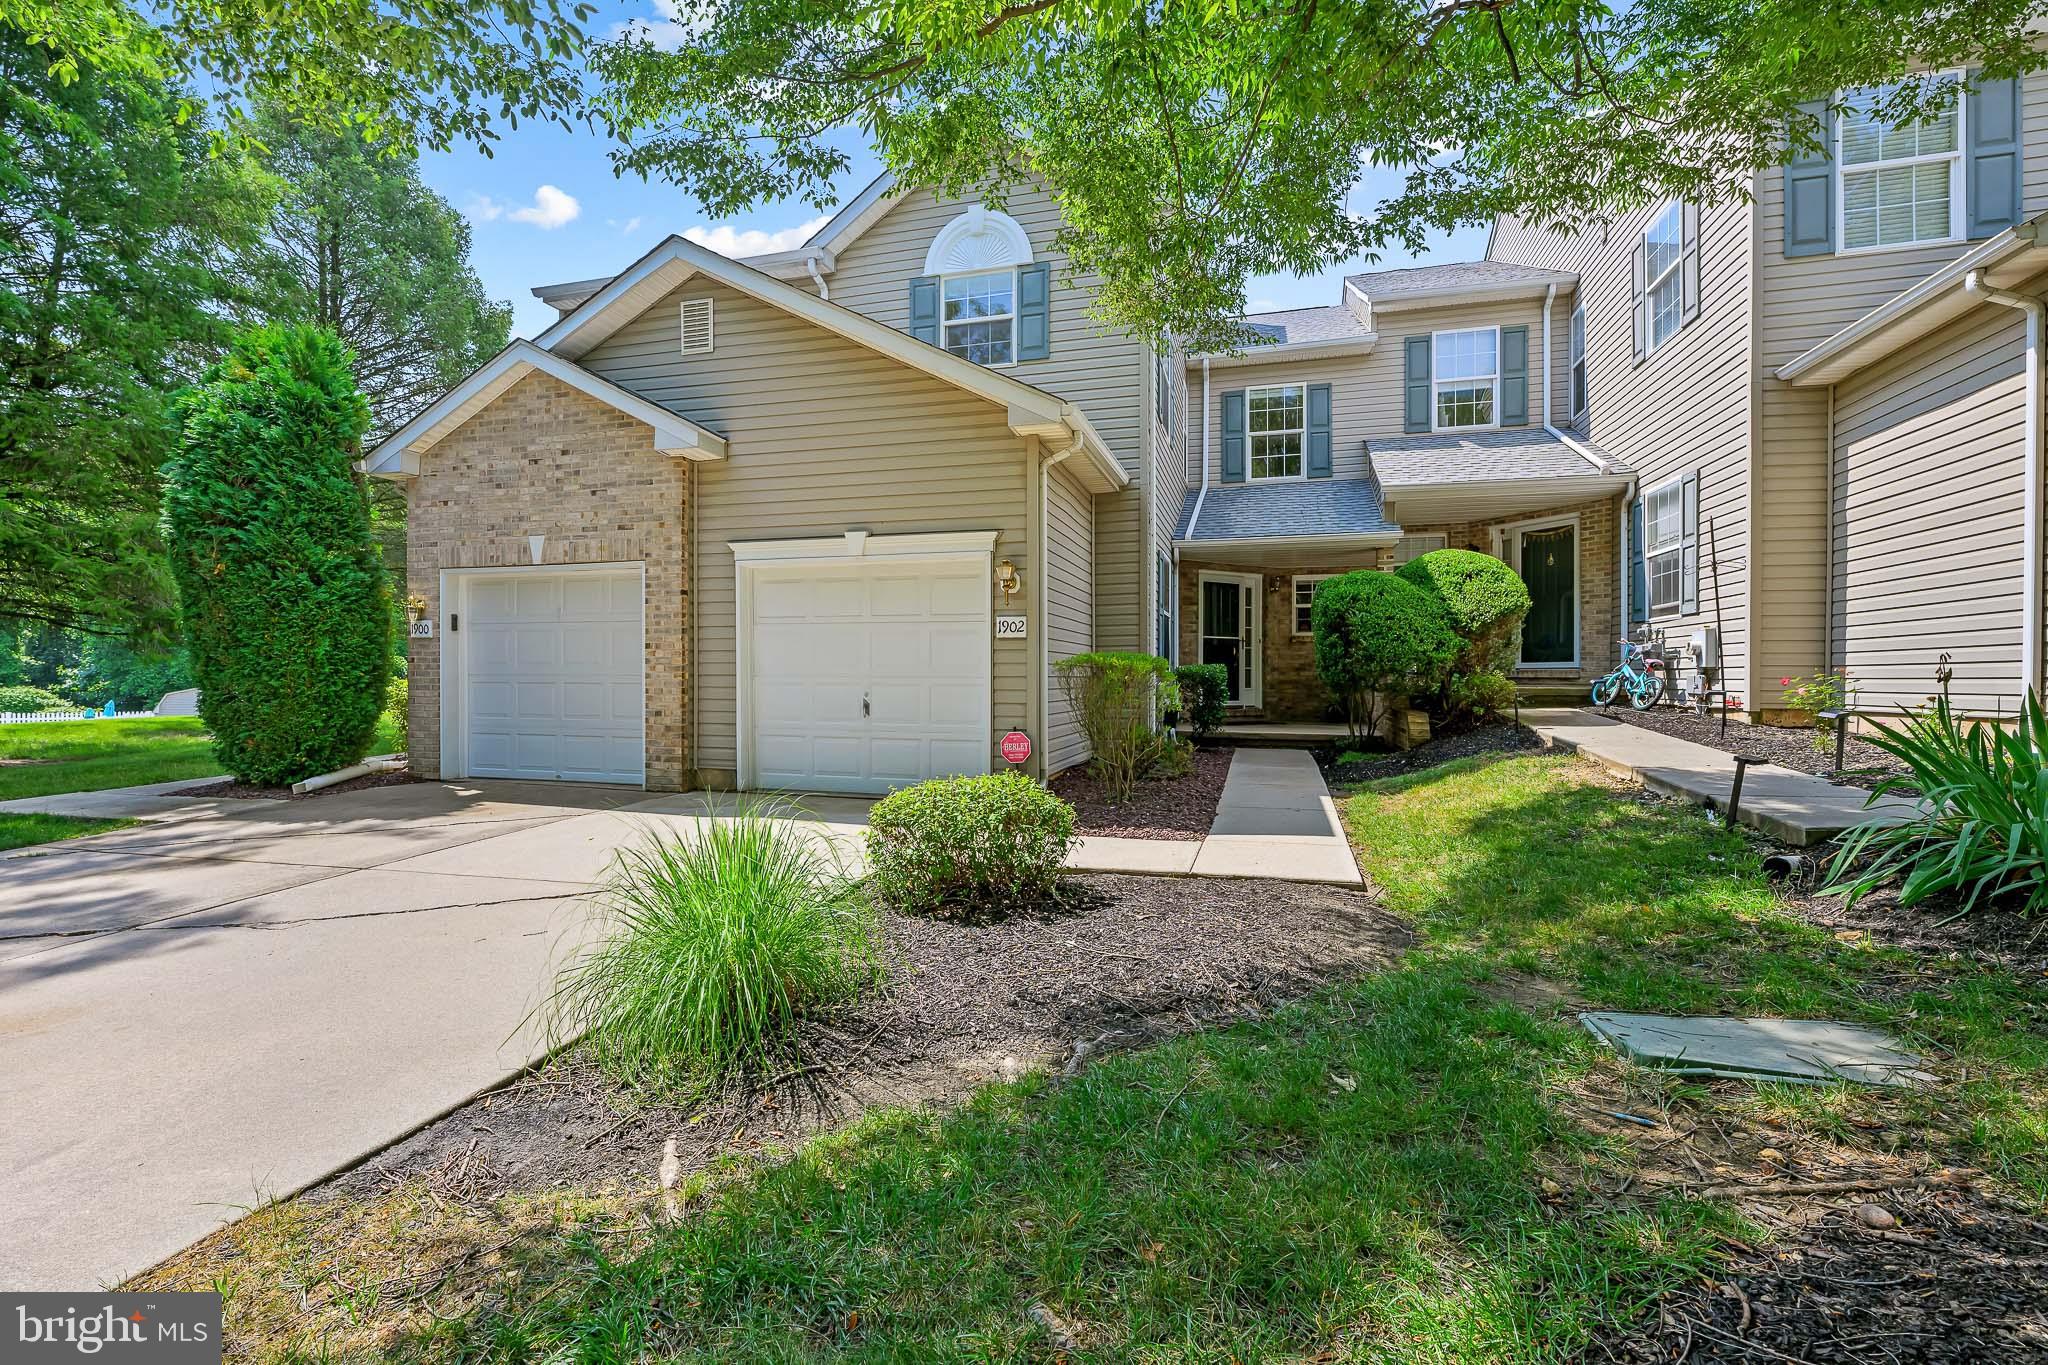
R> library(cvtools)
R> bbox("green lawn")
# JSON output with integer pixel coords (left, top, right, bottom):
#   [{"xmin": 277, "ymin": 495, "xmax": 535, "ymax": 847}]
[
  {"xmin": 0, "ymin": 811, "xmax": 137, "ymax": 852},
  {"xmin": 142, "ymin": 751, "xmax": 2047, "ymax": 1361},
  {"xmin": 0, "ymin": 716, "xmax": 220, "ymax": 802}
]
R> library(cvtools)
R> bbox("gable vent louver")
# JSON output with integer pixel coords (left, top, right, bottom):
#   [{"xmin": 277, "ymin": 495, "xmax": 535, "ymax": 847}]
[{"xmin": 679, "ymin": 297, "xmax": 714, "ymax": 355}]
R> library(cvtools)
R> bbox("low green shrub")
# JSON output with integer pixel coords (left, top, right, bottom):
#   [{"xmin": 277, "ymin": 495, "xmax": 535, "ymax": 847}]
[
  {"xmin": 1174, "ymin": 663, "xmax": 1229, "ymax": 739},
  {"xmin": 1053, "ymin": 650, "xmax": 1174, "ymax": 801},
  {"xmin": 1311, "ymin": 572, "xmax": 1461, "ymax": 742},
  {"xmin": 1825, "ymin": 690, "xmax": 2048, "ymax": 917},
  {"xmin": 540, "ymin": 809, "xmax": 879, "ymax": 1089},
  {"xmin": 1396, "ymin": 548, "xmax": 1532, "ymax": 675},
  {"xmin": 1448, "ymin": 670, "xmax": 1517, "ymax": 723},
  {"xmin": 382, "ymin": 677, "xmax": 409, "ymax": 750},
  {"xmin": 0, "ymin": 685, "xmax": 73, "ymax": 713},
  {"xmin": 866, "ymin": 771, "xmax": 1077, "ymax": 920},
  {"xmin": 1781, "ymin": 668, "xmax": 1852, "ymax": 754}
]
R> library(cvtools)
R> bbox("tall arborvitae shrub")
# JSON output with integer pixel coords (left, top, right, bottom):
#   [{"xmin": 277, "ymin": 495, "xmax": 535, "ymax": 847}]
[{"xmin": 163, "ymin": 325, "xmax": 390, "ymax": 785}]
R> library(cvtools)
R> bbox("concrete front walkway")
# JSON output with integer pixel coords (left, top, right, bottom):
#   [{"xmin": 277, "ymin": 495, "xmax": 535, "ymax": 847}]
[
  {"xmin": 1522, "ymin": 708, "xmax": 1920, "ymax": 846},
  {"xmin": 1070, "ymin": 748, "xmax": 1361, "ymax": 884}
]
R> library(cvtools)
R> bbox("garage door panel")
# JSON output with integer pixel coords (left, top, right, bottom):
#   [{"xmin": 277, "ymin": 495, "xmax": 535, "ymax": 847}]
[
  {"xmin": 811, "ymin": 737, "xmax": 865, "ymax": 778},
  {"xmin": 864, "ymin": 683, "xmax": 923, "ymax": 724},
  {"xmin": 928, "ymin": 739, "xmax": 986, "ymax": 777},
  {"xmin": 472, "ymin": 629, "xmax": 517, "ymax": 669},
  {"xmin": 469, "ymin": 578, "xmax": 517, "ymax": 618},
  {"xmin": 560, "ymin": 576, "xmax": 613, "ymax": 616},
  {"xmin": 928, "ymin": 683, "xmax": 983, "ymax": 727},
  {"xmin": 865, "ymin": 623, "xmax": 931, "ymax": 670},
  {"xmin": 469, "ymin": 681, "xmax": 514, "ymax": 720},
  {"xmin": 868, "ymin": 738, "xmax": 925, "ymax": 784},
  {"xmin": 512, "ymin": 577, "xmax": 561, "ymax": 617},
  {"xmin": 928, "ymin": 572, "xmax": 984, "ymax": 615},
  {"xmin": 514, "ymin": 628, "xmax": 563, "ymax": 669},
  {"xmin": 609, "ymin": 682, "xmax": 642, "ymax": 721},
  {"xmin": 928, "ymin": 625, "xmax": 982, "ymax": 675},
  {"xmin": 606, "ymin": 631, "xmax": 641, "ymax": 673},
  {"xmin": 867, "ymin": 574, "xmax": 929, "ymax": 615},
  {"xmin": 513, "ymin": 683, "xmax": 560, "ymax": 719},
  {"xmin": 561, "ymin": 681, "xmax": 608, "ymax": 721}
]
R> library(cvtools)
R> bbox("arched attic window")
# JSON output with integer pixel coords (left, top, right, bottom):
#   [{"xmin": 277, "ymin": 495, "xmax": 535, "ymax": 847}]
[{"xmin": 909, "ymin": 206, "xmax": 1051, "ymax": 366}]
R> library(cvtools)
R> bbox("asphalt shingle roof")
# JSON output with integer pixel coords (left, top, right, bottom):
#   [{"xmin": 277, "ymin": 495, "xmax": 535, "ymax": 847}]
[
  {"xmin": 1176, "ymin": 477, "xmax": 1398, "ymax": 542},
  {"xmin": 1238, "ymin": 305, "xmax": 1372, "ymax": 346},
  {"xmin": 1344, "ymin": 260, "xmax": 1578, "ymax": 304},
  {"xmin": 1368, "ymin": 428, "xmax": 1625, "ymax": 486}
]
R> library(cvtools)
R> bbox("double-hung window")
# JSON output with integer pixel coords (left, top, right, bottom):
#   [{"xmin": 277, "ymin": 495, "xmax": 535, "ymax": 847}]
[
  {"xmin": 1644, "ymin": 480, "xmax": 1685, "ymax": 615},
  {"xmin": 1247, "ymin": 383, "xmax": 1305, "ymax": 480},
  {"xmin": 1644, "ymin": 203, "xmax": 1684, "ymax": 353},
  {"xmin": 1568, "ymin": 304, "xmax": 1587, "ymax": 416},
  {"xmin": 942, "ymin": 270, "xmax": 1015, "ymax": 365},
  {"xmin": 1839, "ymin": 78, "xmax": 1962, "ymax": 251},
  {"xmin": 1292, "ymin": 575, "xmax": 1333, "ymax": 635},
  {"xmin": 1432, "ymin": 328, "xmax": 1497, "ymax": 430}
]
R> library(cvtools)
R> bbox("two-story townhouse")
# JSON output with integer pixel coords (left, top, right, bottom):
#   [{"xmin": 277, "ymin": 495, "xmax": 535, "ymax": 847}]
[{"xmin": 1491, "ymin": 68, "xmax": 2047, "ymax": 720}]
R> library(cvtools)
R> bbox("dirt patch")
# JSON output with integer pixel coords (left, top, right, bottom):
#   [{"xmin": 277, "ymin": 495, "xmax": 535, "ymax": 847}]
[
  {"xmin": 1050, "ymin": 746, "xmax": 1232, "ymax": 840},
  {"xmin": 177, "ymin": 768, "xmax": 421, "ymax": 801},
  {"xmin": 0, "ymin": 757, "xmax": 56, "ymax": 767},
  {"xmin": 1599, "ymin": 705, "xmax": 1913, "ymax": 792},
  {"xmin": 323, "ymin": 872, "xmax": 1407, "ymax": 1202},
  {"xmin": 1319, "ymin": 722, "xmax": 1542, "ymax": 787}
]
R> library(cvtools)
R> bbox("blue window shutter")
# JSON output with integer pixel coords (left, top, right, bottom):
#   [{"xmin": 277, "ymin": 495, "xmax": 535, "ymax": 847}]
[
  {"xmin": 909, "ymin": 275, "xmax": 940, "ymax": 345},
  {"xmin": 1221, "ymin": 390, "xmax": 1246, "ymax": 484},
  {"xmin": 1306, "ymin": 384, "xmax": 1333, "ymax": 478},
  {"xmin": 1016, "ymin": 263, "xmax": 1051, "ymax": 360},
  {"xmin": 1628, "ymin": 498, "xmax": 1647, "ymax": 624},
  {"xmin": 1968, "ymin": 74, "xmax": 2022, "ymax": 239},
  {"xmin": 1680, "ymin": 472, "xmax": 1700, "ymax": 615},
  {"xmin": 1499, "ymin": 325, "xmax": 1528, "ymax": 425},
  {"xmin": 1783, "ymin": 101, "xmax": 1835, "ymax": 257},
  {"xmin": 1403, "ymin": 336, "xmax": 1431, "ymax": 432}
]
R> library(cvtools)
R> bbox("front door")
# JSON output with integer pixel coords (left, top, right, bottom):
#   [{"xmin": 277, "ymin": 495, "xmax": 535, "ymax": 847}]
[
  {"xmin": 1199, "ymin": 574, "xmax": 1261, "ymax": 706},
  {"xmin": 1517, "ymin": 524, "xmax": 1577, "ymax": 667}
]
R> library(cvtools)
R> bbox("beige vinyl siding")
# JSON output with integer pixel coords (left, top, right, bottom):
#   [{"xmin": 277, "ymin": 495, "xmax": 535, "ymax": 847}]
[
  {"xmin": 1831, "ymin": 306, "xmax": 2029, "ymax": 713},
  {"xmin": 1491, "ymin": 199, "xmax": 1757, "ymax": 706},
  {"xmin": 1198, "ymin": 299, "xmax": 1549, "ymax": 485},
  {"xmin": 577, "ymin": 277, "xmax": 1036, "ymax": 779},
  {"xmin": 1151, "ymin": 342, "xmax": 1190, "ymax": 658},
  {"xmin": 1750, "ymin": 69, "xmax": 2048, "ymax": 705},
  {"xmin": 824, "ymin": 181, "xmax": 1152, "ymax": 650},
  {"xmin": 1045, "ymin": 460, "xmax": 1096, "ymax": 772}
]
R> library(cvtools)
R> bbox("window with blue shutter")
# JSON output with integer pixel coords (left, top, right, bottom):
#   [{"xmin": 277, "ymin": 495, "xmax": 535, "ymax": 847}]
[
  {"xmin": 1015, "ymin": 262, "xmax": 1051, "ymax": 361},
  {"xmin": 1306, "ymin": 383, "xmax": 1333, "ymax": 477},
  {"xmin": 1402, "ymin": 336, "xmax": 1431, "ymax": 432},
  {"xmin": 1968, "ymin": 74, "xmax": 2022, "ymax": 238},
  {"xmin": 908, "ymin": 275, "xmax": 940, "ymax": 345},
  {"xmin": 1499, "ymin": 325, "xmax": 1528, "ymax": 425},
  {"xmin": 1220, "ymin": 390, "xmax": 1246, "ymax": 483},
  {"xmin": 1156, "ymin": 551, "xmax": 1175, "ymax": 660},
  {"xmin": 1783, "ymin": 101, "xmax": 1836, "ymax": 257},
  {"xmin": 1628, "ymin": 498, "xmax": 1647, "ymax": 624}
]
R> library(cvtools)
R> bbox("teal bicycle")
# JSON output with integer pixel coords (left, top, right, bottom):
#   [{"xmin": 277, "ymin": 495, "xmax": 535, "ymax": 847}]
[{"xmin": 1591, "ymin": 638, "xmax": 1666, "ymax": 710}]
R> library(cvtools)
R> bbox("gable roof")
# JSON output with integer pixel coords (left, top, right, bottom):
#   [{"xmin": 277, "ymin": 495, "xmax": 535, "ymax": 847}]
[
  {"xmin": 362, "ymin": 340, "xmax": 727, "ymax": 478},
  {"xmin": 532, "ymin": 233, "xmax": 1128, "ymax": 493},
  {"xmin": 1344, "ymin": 260, "xmax": 1578, "ymax": 311}
]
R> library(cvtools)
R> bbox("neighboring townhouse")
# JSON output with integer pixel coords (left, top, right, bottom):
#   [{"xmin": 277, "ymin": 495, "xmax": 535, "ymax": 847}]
[{"xmin": 1491, "ymin": 68, "xmax": 2046, "ymax": 719}]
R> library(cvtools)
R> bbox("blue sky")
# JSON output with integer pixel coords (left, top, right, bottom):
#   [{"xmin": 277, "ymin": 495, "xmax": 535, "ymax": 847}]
[{"xmin": 418, "ymin": 0, "xmax": 1488, "ymax": 338}]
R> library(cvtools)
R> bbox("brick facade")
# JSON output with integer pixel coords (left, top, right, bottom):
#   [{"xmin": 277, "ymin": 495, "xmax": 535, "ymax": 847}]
[{"xmin": 403, "ymin": 372, "xmax": 692, "ymax": 789}]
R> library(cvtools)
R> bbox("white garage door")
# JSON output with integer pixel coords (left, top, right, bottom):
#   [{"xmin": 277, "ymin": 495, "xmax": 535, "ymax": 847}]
[
  {"xmin": 746, "ymin": 560, "xmax": 990, "ymax": 795},
  {"xmin": 462, "ymin": 569, "xmax": 644, "ymax": 785}
]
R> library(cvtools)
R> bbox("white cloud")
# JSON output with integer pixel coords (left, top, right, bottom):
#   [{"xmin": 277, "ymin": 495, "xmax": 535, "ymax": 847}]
[
  {"xmin": 621, "ymin": 216, "xmax": 642, "ymax": 235},
  {"xmin": 509, "ymin": 185, "xmax": 582, "ymax": 230},
  {"xmin": 682, "ymin": 214, "xmax": 831, "ymax": 258},
  {"xmin": 1247, "ymin": 298, "xmax": 1284, "ymax": 313},
  {"xmin": 464, "ymin": 194, "xmax": 506, "ymax": 223},
  {"xmin": 607, "ymin": 0, "xmax": 709, "ymax": 51}
]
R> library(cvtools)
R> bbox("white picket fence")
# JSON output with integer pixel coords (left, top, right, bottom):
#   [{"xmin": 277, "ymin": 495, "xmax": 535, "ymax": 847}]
[{"xmin": 0, "ymin": 709, "xmax": 157, "ymax": 725}]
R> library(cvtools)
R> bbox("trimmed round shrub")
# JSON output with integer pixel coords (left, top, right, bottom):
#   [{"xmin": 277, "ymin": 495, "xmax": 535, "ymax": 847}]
[
  {"xmin": 162, "ymin": 325, "xmax": 391, "ymax": 786},
  {"xmin": 1311, "ymin": 571, "xmax": 1461, "ymax": 741},
  {"xmin": 866, "ymin": 771, "xmax": 1078, "ymax": 920},
  {"xmin": 1395, "ymin": 548, "xmax": 1532, "ymax": 674},
  {"xmin": 1174, "ymin": 662, "xmax": 1228, "ymax": 739},
  {"xmin": 1448, "ymin": 669, "xmax": 1518, "ymax": 722},
  {"xmin": 0, "ymin": 684, "xmax": 73, "ymax": 713}
]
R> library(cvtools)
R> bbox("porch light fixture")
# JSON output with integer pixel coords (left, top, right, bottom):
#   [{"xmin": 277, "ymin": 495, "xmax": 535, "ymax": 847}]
[
  {"xmin": 994, "ymin": 558, "xmax": 1021, "ymax": 604},
  {"xmin": 405, "ymin": 594, "xmax": 429, "ymax": 627}
]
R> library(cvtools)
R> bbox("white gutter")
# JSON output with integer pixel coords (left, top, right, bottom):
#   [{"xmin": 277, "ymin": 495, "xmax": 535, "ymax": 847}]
[
  {"xmin": 1037, "ymin": 432, "xmax": 1085, "ymax": 779},
  {"xmin": 1965, "ymin": 270, "xmax": 2045, "ymax": 699},
  {"xmin": 1540, "ymin": 284, "xmax": 1613, "ymax": 474},
  {"xmin": 805, "ymin": 255, "xmax": 830, "ymax": 301},
  {"xmin": 1185, "ymin": 358, "xmax": 1212, "ymax": 541}
]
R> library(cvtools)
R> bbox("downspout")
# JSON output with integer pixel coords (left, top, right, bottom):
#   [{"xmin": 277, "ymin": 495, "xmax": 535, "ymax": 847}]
[
  {"xmin": 1037, "ymin": 431, "xmax": 1086, "ymax": 781},
  {"xmin": 1540, "ymin": 284, "xmax": 1613, "ymax": 473},
  {"xmin": 1965, "ymin": 270, "xmax": 2045, "ymax": 700},
  {"xmin": 805, "ymin": 255, "xmax": 829, "ymax": 301},
  {"xmin": 1187, "ymin": 357, "xmax": 1212, "ymax": 541}
]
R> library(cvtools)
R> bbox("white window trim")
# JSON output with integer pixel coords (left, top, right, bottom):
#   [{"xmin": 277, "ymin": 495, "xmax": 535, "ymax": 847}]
[
  {"xmin": 939, "ymin": 267, "xmax": 1019, "ymax": 369},
  {"xmin": 1568, "ymin": 303, "xmax": 1588, "ymax": 418},
  {"xmin": 1291, "ymin": 573, "xmax": 1334, "ymax": 635},
  {"xmin": 1497, "ymin": 513, "xmax": 1580, "ymax": 670},
  {"xmin": 1833, "ymin": 71, "xmax": 1967, "ymax": 258},
  {"xmin": 1643, "ymin": 201, "xmax": 1685, "ymax": 356},
  {"xmin": 1196, "ymin": 570, "xmax": 1262, "ymax": 707},
  {"xmin": 1641, "ymin": 476, "xmax": 1687, "ymax": 619},
  {"xmin": 1245, "ymin": 380, "xmax": 1309, "ymax": 483},
  {"xmin": 1392, "ymin": 532, "xmax": 1448, "ymax": 567},
  {"xmin": 1430, "ymin": 326, "xmax": 1501, "ymax": 433}
]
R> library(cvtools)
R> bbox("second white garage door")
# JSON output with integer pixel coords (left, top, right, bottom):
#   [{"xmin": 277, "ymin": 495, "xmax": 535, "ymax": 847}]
[{"xmin": 745, "ymin": 559, "xmax": 991, "ymax": 795}]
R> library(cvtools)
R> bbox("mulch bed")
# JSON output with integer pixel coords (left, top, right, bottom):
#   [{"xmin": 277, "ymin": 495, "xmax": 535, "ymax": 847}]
[
  {"xmin": 326, "ymin": 872, "xmax": 1408, "ymax": 1203},
  {"xmin": 1598, "ymin": 704, "xmax": 1913, "ymax": 792},
  {"xmin": 176, "ymin": 768, "xmax": 421, "ymax": 801},
  {"xmin": 1318, "ymin": 722, "xmax": 1543, "ymax": 786},
  {"xmin": 1050, "ymin": 745, "xmax": 1233, "ymax": 840}
]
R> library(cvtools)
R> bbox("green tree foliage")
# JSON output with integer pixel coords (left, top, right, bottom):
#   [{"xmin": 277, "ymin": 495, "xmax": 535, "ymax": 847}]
[
  {"xmin": 63, "ymin": 635, "xmax": 192, "ymax": 710},
  {"xmin": 0, "ymin": 34, "xmax": 266, "ymax": 639},
  {"xmin": 163, "ymin": 325, "xmax": 390, "ymax": 785},
  {"xmin": 1396, "ymin": 548, "xmax": 1532, "ymax": 675},
  {"xmin": 588, "ymin": 0, "xmax": 2048, "ymax": 349},
  {"xmin": 0, "ymin": 0, "xmax": 592, "ymax": 158},
  {"xmin": 1311, "ymin": 572, "xmax": 1460, "ymax": 743}
]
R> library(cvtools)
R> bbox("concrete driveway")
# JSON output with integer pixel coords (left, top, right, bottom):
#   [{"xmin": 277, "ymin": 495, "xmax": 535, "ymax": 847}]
[{"xmin": 0, "ymin": 779, "xmax": 874, "ymax": 1291}]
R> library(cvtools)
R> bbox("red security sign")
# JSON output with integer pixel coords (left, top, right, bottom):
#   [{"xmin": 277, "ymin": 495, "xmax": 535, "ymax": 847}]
[{"xmin": 999, "ymin": 730, "xmax": 1032, "ymax": 765}]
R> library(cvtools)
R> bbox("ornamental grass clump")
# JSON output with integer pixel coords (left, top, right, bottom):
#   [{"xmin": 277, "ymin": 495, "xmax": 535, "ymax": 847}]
[
  {"xmin": 1824, "ymin": 690, "xmax": 2048, "ymax": 918},
  {"xmin": 866, "ymin": 771, "xmax": 1077, "ymax": 920},
  {"xmin": 541, "ymin": 808, "xmax": 880, "ymax": 1090}
]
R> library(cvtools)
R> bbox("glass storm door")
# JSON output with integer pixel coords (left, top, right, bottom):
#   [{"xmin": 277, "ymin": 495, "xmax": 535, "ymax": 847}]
[
  {"xmin": 1199, "ymin": 576, "xmax": 1260, "ymax": 705},
  {"xmin": 1519, "ymin": 525, "xmax": 1577, "ymax": 666}
]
